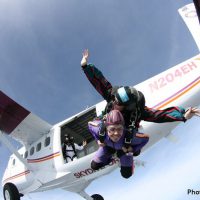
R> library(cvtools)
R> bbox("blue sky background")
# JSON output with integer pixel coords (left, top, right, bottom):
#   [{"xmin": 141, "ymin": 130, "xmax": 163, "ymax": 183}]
[{"xmin": 0, "ymin": 0, "xmax": 200, "ymax": 199}]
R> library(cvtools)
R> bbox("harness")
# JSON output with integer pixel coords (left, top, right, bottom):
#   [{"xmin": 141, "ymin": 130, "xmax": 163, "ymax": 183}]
[
  {"xmin": 123, "ymin": 90, "xmax": 144, "ymax": 148},
  {"xmin": 63, "ymin": 143, "xmax": 77, "ymax": 161},
  {"xmin": 98, "ymin": 89, "xmax": 144, "ymax": 148},
  {"xmin": 98, "ymin": 121, "xmax": 106, "ymax": 143},
  {"xmin": 123, "ymin": 108, "xmax": 139, "ymax": 147}
]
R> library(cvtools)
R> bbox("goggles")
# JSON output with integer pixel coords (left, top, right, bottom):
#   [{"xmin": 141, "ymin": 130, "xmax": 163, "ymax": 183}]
[
  {"xmin": 114, "ymin": 97, "xmax": 136, "ymax": 111},
  {"xmin": 107, "ymin": 125, "xmax": 124, "ymax": 134}
]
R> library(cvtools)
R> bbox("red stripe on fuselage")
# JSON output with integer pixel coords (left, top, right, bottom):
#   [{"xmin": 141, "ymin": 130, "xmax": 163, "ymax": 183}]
[
  {"xmin": 0, "ymin": 91, "xmax": 30, "ymax": 134},
  {"xmin": 27, "ymin": 152, "xmax": 60, "ymax": 163},
  {"xmin": 3, "ymin": 170, "xmax": 30, "ymax": 183}
]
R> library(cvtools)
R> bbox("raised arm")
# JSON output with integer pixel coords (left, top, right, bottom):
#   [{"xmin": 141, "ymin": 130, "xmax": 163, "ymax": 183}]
[
  {"xmin": 142, "ymin": 106, "xmax": 200, "ymax": 123},
  {"xmin": 80, "ymin": 49, "xmax": 113, "ymax": 102}
]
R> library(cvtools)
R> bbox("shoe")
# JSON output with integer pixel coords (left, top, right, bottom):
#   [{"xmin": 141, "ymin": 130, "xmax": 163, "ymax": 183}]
[{"xmin": 133, "ymin": 150, "xmax": 141, "ymax": 157}]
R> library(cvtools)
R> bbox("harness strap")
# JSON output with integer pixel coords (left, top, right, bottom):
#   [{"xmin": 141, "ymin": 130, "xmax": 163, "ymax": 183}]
[
  {"xmin": 124, "ymin": 90, "xmax": 145, "ymax": 146},
  {"xmin": 98, "ymin": 122, "xmax": 106, "ymax": 143},
  {"xmin": 64, "ymin": 143, "xmax": 77, "ymax": 158},
  {"xmin": 66, "ymin": 149, "xmax": 75, "ymax": 152},
  {"xmin": 124, "ymin": 129, "xmax": 137, "ymax": 147},
  {"xmin": 65, "ymin": 154, "xmax": 77, "ymax": 161}
]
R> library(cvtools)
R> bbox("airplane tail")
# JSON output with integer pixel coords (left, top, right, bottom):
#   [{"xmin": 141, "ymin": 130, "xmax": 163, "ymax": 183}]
[{"xmin": 178, "ymin": 3, "xmax": 200, "ymax": 51}]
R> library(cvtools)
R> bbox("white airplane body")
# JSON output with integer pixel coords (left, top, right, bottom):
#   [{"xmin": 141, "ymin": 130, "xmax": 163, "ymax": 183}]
[{"xmin": 0, "ymin": 3, "xmax": 200, "ymax": 200}]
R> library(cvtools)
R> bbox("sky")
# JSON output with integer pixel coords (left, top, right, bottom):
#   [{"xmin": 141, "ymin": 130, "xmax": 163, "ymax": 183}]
[{"xmin": 0, "ymin": 0, "xmax": 200, "ymax": 200}]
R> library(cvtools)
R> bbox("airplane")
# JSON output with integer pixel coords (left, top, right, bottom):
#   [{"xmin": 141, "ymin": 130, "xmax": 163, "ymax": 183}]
[{"xmin": 0, "ymin": 3, "xmax": 200, "ymax": 200}]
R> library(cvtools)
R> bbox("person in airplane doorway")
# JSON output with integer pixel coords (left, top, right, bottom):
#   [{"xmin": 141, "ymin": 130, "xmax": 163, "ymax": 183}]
[
  {"xmin": 80, "ymin": 49, "xmax": 200, "ymax": 155},
  {"xmin": 88, "ymin": 109, "xmax": 149, "ymax": 179},
  {"xmin": 62, "ymin": 134, "xmax": 87, "ymax": 163}
]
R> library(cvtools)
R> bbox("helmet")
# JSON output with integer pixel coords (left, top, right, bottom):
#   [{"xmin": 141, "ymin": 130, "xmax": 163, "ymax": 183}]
[
  {"xmin": 65, "ymin": 134, "xmax": 74, "ymax": 143},
  {"xmin": 106, "ymin": 110, "xmax": 124, "ymax": 126},
  {"xmin": 115, "ymin": 86, "xmax": 138, "ymax": 106}
]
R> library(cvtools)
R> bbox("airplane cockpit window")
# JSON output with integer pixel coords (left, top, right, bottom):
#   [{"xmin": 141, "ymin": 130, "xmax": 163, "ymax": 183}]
[
  {"xmin": 30, "ymin": 147, "xmax": 35, "ymax": 156},
  {"xmin": 36, "ymin": 142, "xmax": 42, "ymax": 152},
  {"xmin": 44, "ymin": 137, "xmax": 50, "ymax": 147},
  {"xmin": 24, "ymin": 151, "xmax": 28, "ymax": 158}
]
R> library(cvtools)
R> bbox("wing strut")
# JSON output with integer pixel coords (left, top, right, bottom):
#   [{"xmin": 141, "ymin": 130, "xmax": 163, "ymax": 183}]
[
  {"xmin": 78, "ymin": 191, "xmax": 93, "ymax": 200},
  {"xmin": 0, "ymin": 131, "xmax": 31, "ymax": 170}
]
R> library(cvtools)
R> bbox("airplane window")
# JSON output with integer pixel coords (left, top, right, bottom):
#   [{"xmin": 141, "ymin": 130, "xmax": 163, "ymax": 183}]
[
  {"xmin": 30, "ymin": 147, "xmax": 35, "ymax": 156},
  {"xmin": 44, "ymin": 137, "xmax": 50, "ymax": 147},
  {"xmin": 36, "ymin": 142, "xmax": 42, "ymax": 152},
  {"xmin": 24, "ymin": 151, "xmax": 28, "ymax": 158}
]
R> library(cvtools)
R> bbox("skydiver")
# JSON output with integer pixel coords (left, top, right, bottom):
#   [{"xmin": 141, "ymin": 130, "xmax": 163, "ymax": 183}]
[
  {"xmin": 88, "ymin": 108, "xmax": 200, "ymax": 179},
  {"xmin": 88, "ymin": 109, "xmax": 149, "ymax": 179},
  {"xmin": 62, "ymin": 134, "xmax": 87, "ymax": 162},
  {"xmin": 80, "ymin": 49, "xmax": 200, "ymax": 154}
]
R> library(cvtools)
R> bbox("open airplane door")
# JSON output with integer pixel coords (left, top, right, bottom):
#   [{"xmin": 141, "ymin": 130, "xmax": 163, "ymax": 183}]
[{"xmin": 178, "ymin": 2, "xmax": 200, "ymax": 51}]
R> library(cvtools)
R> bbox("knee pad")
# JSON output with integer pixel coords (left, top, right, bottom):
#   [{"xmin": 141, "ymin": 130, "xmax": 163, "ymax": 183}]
[
  {"xmin": 133, "ymin": 149, "xmax": 141, "ymax": 157},
  {"xmin": 120, "ymin": 166, "xmax": 133, "ymax": 179}
]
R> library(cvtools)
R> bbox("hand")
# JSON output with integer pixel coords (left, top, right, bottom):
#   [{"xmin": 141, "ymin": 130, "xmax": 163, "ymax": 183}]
[
  {"xmin": 97, "ymin": 140, "xmax": 106, "ymax": 147},
  {"xmin": 184, "ymin": 107, "xmax": 200, "ymax": 120},
  {"xmin": 82, "ymin": 140, "xmax": 87, "ymax": 147},
  {"xmin": 81, "ymin": 49, "xmax": 89, "ymax": 66}
]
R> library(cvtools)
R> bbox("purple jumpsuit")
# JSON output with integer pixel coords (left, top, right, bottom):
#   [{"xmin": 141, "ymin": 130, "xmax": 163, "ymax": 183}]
[{"xmin": 88, "ymin": 120, "xmax": 149, "ymax": 178}]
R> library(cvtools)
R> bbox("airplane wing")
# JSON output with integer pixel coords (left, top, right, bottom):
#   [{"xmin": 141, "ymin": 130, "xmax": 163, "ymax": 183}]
[
  {"xmin": 0, "ymin": 91, "xmax": 52, "ymax": 146},
  {"xmin": 178, "ymin": 3, "xmax": 200, "ymax": 51}
]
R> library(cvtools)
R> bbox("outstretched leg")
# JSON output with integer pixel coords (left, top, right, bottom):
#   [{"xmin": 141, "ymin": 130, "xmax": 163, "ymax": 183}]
[{"xmin": 119, "ymin": 153, "xmax": 133, "ymax": 179}]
